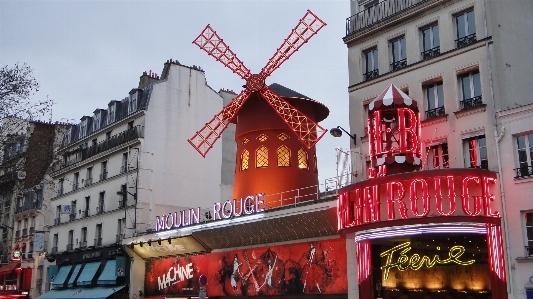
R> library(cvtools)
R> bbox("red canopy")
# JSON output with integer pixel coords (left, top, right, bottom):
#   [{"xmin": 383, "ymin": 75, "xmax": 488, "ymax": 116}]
[{"xmin": 0, "ymin": 263, "xmax": 20, "ymax": 275}]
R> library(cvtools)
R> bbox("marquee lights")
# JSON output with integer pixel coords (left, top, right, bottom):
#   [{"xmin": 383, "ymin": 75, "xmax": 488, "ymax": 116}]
[
  {"xmin": 380, "ymin": 242, "xmax": 475, "ymax": 280},
  {"xmin": 355, "ymin": 225, "xmax": 487, "ymax": 241},
  {"xmin": 337, "ymin": 171, "xmax": 499, "ymax": 230}
]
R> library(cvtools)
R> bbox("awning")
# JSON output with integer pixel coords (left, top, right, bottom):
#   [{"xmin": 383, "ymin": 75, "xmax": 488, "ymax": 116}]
[
  {"xmin": 0, "ymin": 263, "xmax": 20, "ymax": 274},
  {"xmin": 67, "ymin": 264, "xmax": 83, "ymax": 288},
  {"xmin": 76, "ymin": 262, "xmax": 100, "ymax": 286},
  {"xmin": 97, "ymin": 260, "xmax": 116, "ymax": 285},
  {"xmin": 51, "ymin": 265, "xmax": 73, "ymax": 289},
  {"xmin": 35, "ymin": 285, "xmax": 126, "ymax": 299}
]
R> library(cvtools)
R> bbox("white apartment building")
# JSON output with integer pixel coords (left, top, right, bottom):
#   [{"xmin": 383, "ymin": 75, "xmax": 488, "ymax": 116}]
[
  {"xmin": 344, "ymin": 0, "xmax": 533, "ymax": 298},
  {"xmin": 41, "ymin": 60, "xmax": 235, "ymax": 298}
]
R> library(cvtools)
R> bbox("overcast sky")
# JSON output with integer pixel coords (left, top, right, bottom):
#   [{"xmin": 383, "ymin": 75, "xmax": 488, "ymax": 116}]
[{"xmin": 0, "ymin": 0, "xmax": 352, "ymax": 187}]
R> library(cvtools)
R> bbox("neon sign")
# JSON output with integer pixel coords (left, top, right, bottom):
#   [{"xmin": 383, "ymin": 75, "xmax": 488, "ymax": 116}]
[
  {"xmin": 155, "ymin": 194, "xmax": 265, "ymax": 232},
  {"xmin": 380, "ymin": 241, "xmax": 475, "ymax": 280},
  {"xmin": 337, "ymin": 170, "xmax": 499, "ymax": 230}
]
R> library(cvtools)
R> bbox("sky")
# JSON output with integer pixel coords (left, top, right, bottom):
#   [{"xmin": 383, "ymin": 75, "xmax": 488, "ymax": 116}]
[{"xmin": 0, "ymin": 0, "xmax": 352, "ymax": 188}]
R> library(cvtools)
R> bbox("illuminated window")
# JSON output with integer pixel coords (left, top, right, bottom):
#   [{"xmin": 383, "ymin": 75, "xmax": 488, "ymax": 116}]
[
  {"xmin": 464, "ymin": 135, "xmax": 487, "ymax": 169},
  {"xmin": 516, "ymin": 134, "xmax": 533, "ymax": 178},
  {"xmin": 278, "ymin": 133, "xmax": 289, "ymax": 141},
  {"xmin": 256, "ymin": 146, "xmax": 268, "ymax": 168},
  {"xmin": 526, "ymin": 212, "xmax": 533, "ymax": 256},
  {"xmin": 277, "ymin": 146, "xmax": 290, "ymax": 167},
  {"xmin": 427, "ymin": 143, "xmax": 449, "ymax": 169},
  {"xmin": 242, "ymin": 138, "xmax": 249, "ymax": 145},
  {"xmin": 298, "ymin": 148, "xmax": 308, "ymax": 169},
  {"xmin": 241, "ymin": 150, "xmax": 249, "ymax": 171},
  {"xmin": 257, "ymin": 134, "xmax": 268, "ymax": 142}
]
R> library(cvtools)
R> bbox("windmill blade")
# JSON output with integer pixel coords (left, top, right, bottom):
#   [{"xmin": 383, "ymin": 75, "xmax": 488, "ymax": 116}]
[
  {"xmin": 260, "ymin": 10, "xmax": 326, "ymax": 78},
  {"xmin": 259, "ymin": 86, "xmax": 327, "ymax": 149},
  {"xmin": 193, "ymin": 24, "xmax": 252, "ymax": 80},
  {"xmin": 188, "ymin": 89, "xmax": 252, "ymax": 157}
]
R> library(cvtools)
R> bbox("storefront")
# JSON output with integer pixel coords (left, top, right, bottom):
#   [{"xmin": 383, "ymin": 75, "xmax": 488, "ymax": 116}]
[
  {"xmin": 0, "ymin": 244, "xmax": 32, "ymax": 299},
  {"xmin": 37, "ymin": 244, "xmax": 128, "ymax": 299},
  {"xmin": 337, "ymin": 168, "xmax": 507, "ymax": 299}
]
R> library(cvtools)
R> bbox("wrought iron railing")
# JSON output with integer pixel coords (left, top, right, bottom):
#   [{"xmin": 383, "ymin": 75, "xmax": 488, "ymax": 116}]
[
  {"xmin": 460, "ymin": 95, "xmax": 483, "ymax": 110},
  {"xmin": 22, "ymin": 228, "xmax": 27, "ymax": 236},
  {"xmin": 526, "ymin": 245, "xmax": 533, "ymax": 256},
  {"xmin": 515, "ymin": 166, "xmax": 533, "ymax": 178},
  {"xmin": 69, "ymin": 213, "xmax": 76, "ymax": 221},
  {"xmin": 456, "ymin": 33, "xmax": 477, "ymax": 48},
  {"xmin": 99, "ymin": 172, "xmax": 108, "ymax": 181},
  {"xmin": 51, "ymin": 247, "xmax": 58, "ymax": 254},
  {"xmin": 80, "ymin": 241, "xmax": 87, "ymax": 248},
  {"xmin": 29, "ymin": 227, "xmax": 34, "ymax": 234},
  {"xmin": 72, "ymin": 183, "xmax": 79, "ymax": 191},
  {"xmin": 426, "ymin": 107, "xmax": 445, "ymax": 119},
  {"xmin": 120, "ymin": 166, "xmax": 127, "ymax": 174},
  {"xmin": 84, "ymin": 178, "xmax": 93, "ymax": 187},
  {"xmin": 391, "ymin": 58, "xmax": 407, "ymax": 71},
  {"xmin": 364, "ymin": 69, "xmax": 379, "ymax": 81},
  {"xmin": 346, "ymin": 0, "xmax": 430, "ymax": 35},
  {"xmin": 66, "ymin": 244, "xmax": 73, "ymax": 251},
  {"xmin": 83, "ymin": 209, "xmax": 90, "ymax": 218},
  {"xmin": 54, "ymin": 218, "xmax": 60, "ymax": 225},
  {"xmin": 95, "ymin": 238, "xmax": 102, "ymax": 247},
  {"xmin": 116, "ymin": 234, "xmax": 125, "ymax": 243},
  {"xmin": 96, "ymin": 204, "xmax": 105, "ymax": 215},
  {"xmin": 421, "ymin": 46, "xmax": 440, "ymax": 60}
]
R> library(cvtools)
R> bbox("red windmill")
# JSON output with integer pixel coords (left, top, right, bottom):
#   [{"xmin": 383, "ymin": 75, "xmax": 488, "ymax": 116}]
[{"xmin": 189, "ymin": 10, "xmax": 329, "ymax": 206}]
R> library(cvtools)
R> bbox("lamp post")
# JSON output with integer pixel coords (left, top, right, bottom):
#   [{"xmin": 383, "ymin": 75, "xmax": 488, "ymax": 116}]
[{"xmin": 330, "ymin": 126, "xmax": 357, "ymax": 145}]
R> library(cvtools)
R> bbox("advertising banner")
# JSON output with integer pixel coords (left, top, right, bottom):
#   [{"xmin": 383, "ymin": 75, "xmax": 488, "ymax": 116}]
[{"xmin": 144, "ymin": 238, "xmax": 347, "ymax": 297}]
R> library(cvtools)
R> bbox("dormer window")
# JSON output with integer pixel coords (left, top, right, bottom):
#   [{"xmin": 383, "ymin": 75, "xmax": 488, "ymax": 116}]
[
  {"xmin": 79, "ymin": 118, "xmax": 88, "ymax": 139},
  {"xmin": 93, "ymin": 111, "xmax": 101, "ymax": 132},
  {"xmin": 128, "ymin": 93, "xmax": 138, "ymax": 114},
  {"xmin": 107, "ymin": 103, "xmax": 117, "ymax": 124}
]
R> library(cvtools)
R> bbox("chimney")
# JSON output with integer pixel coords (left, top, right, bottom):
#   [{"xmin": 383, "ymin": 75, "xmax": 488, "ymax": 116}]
[{"xmin": 138, "ymin": 70, "xmax": 160, "ymax": 89}]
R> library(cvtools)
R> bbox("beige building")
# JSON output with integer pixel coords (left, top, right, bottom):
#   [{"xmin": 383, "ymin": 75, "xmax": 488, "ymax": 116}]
[{"xmin": 344, "ymin": 0, "xmax": 533, "ymax": 298}]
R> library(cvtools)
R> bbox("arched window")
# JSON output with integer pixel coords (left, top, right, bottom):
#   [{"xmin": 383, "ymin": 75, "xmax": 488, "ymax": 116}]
[
  {"xmin": 256, "ymin": 146, "xmax": 268, "ymax": 168},
  {"xmin": 241, "ymin": 149, "xmax": 249, "ymax": 171},
  {"xmin": 298, "ymin": 148, "xmax": 308, "ymax": 169},
  {"xmin": 277, "ymin": 146, "xmax": 290, "ymax": 167}
]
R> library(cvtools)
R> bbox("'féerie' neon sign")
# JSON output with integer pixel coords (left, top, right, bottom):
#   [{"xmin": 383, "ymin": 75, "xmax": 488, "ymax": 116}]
[{"xmin": 380, "ymin": 241, "xmax": 475, "ymax": 280}]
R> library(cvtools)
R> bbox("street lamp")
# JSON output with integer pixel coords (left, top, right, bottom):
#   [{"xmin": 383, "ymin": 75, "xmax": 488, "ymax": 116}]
[{"xmin": 330, "ymin": 126, "xmax": 357, "ymax": 145}]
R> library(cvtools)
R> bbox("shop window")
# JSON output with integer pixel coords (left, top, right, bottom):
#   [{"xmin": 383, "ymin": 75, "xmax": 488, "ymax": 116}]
[
  {"xmin": 515, "ymin": 134, "xmax": 533, "ymax": 178},
  {"xmin": 277, "ymin": 146, "xmax": 290, "ymax": 167},
  {"xmin": 298, "ymin": 148, "xmax": 308, "ymax": 169},
  {"xmin": 464, "ymin": 135, "xmax": 487, "ymax": 169},
  {"xmin": 278, "ymin": 133, "xmax": 289, "ymax": 141},
  {"xmin": 256, "ymin": 146, "xmax": 268, "ymax": 168},
  {"xmin": 241, "ymin": 150, "xmax": 249, "ymax": 171}
]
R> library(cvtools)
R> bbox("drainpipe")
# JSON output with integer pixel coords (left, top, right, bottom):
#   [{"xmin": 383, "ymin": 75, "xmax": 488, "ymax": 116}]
[{"xmin": 482, "ymin": 0, "xmax": 513, "ymax": 295}]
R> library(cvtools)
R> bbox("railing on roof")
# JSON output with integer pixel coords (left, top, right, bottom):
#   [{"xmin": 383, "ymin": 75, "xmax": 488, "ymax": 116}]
[{"xmin": 346, "ymin": 0, "xmax": 430, "ymax": 36}]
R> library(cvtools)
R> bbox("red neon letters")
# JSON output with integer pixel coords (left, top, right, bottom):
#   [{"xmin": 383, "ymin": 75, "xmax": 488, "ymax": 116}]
[{"xmin": 338, "ymin": 172, "xmax": 499, "ymax": 230}]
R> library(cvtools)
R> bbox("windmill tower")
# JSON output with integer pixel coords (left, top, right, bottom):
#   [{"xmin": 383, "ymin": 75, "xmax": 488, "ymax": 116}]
[{"xmin": 189, "ymin": 11, "xmax": 329, "ymax": 207}]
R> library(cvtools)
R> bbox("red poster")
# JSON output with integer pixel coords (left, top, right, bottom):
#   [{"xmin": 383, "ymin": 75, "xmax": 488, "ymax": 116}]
[
  {"xmin": 144, "ymin": 255, "xmax": 208, "ymax": 297},
  {"xmin": 207, "ymin": 238, "xmax": 347, "ymax": 296}
]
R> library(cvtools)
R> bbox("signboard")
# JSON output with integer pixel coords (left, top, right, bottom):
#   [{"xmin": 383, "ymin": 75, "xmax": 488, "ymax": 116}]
[
  {"xmin": 144, "ymin": 239, "xmax": 347, "ymax": 297},
  {"xmin": 34, "ymin": 232, "xmax": 45, "ymax": 252},
  {"xmin": 61, "ymin": 205, "xmax": 72, "ymax": 214}
]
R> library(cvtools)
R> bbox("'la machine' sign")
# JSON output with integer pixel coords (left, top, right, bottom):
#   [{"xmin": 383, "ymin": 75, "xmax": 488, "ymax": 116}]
[{"xmin": 155, "ymin": 194, "xmax": 265, "ymax": 232}]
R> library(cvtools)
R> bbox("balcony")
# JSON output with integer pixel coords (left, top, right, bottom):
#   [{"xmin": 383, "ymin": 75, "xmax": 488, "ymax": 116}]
[
  {"xmin": 66, "ymin": 244, "xmax": 73, "ymax": 251},
  {"xmin": 22, "ymin": 228, "xmax": 27, "ymax": 236},
  {"xmin": 94, "ymin": 238, "xmax": 102, "ymax": 247},
  {"xmin": 116, "ymin": 234, "xmax": 124, "ymax": 244},
  {"xmin": 80, "ymin": 240, "xmax": 87, "ymax": 249},
  {"xmin": 346, "ymin": 0, "xmax": 430, "ymax": 35},
  {"xmin": 99, "ymin": 172, "xmax": 108, "ymax": 181},
  {"xmin": 15, "ymin": 199, "xmax": 42, "ymax": 214},
  {"xmin": 456, "ymin": 33, "xmax": 477, "ymax": 48},
  {"xmin": 526, "ymin": 245, "xmax": 533, "ymax": 256},
  {"xmin": 391, "ymin": 59, "xmax": 407, "ymax": 71},
  {"xmin": 96, "ymin": 204, "xmax": 105, "ymax": 215},
  {"xmin": 364, "ymin": 69, "xmax": 379, "ymax": 81},
  {"xmin": 84, "ymin": 178, "xmax": 93, "ymax": 187},
  {"xmin": 82, "ymin": 126, "xmax": 143, "ymax": 161},
  {"xmin": 425, "ymin": 107, "xmax": 445, "ymax": 119},
  {"xmin": 421, "ymin": 46, "xmax": 440, "ymax": 60},
  {"xmin": 51, "ymin": 247, "xmax": 58, "ymax": 254},
  {"xmin": 460, "ymin": 96, "xmax": 483, "ymax": 110},
  {"xmin": 515, "ymin": 166, "xmax": 533, "ymax": 178}
]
